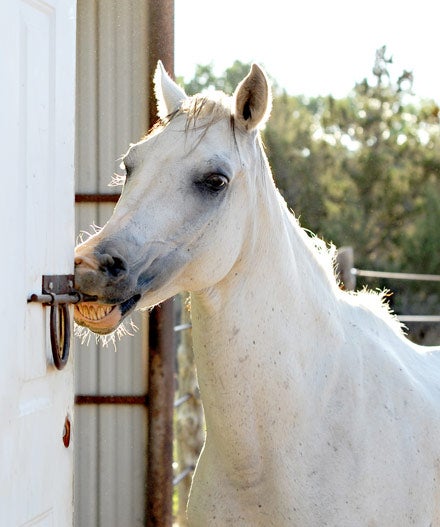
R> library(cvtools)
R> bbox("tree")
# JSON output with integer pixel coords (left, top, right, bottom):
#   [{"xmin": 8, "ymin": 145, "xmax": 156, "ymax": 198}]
[{"xmin": 178, "ymin": 61, "xmax": 252, "ymax": 96}]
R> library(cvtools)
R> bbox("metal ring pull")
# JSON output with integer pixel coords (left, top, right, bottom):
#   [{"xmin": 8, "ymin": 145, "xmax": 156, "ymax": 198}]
[
  {"xmin": 27, "ymin": 275, "xmax": 97, "ymax": 371},
  {"xmin": 50, "ymin": 303, "xmax": 70, "ymax": 370}
]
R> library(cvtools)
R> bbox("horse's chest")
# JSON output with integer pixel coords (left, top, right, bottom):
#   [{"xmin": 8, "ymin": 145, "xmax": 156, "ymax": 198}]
[
  {"xmin": 188, "ymin": 476, "xmax": 296, "ymax": 527},
  {"xmin": 188, "ymin": 428, "xmax": 440, "ymax": 527}
]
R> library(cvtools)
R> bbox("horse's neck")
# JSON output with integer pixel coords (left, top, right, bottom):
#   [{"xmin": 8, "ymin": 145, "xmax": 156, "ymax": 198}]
[
  {"xmin": 191, "ymin": 181, "xmax": 341, "ymax": 357},
  {"xmin": 190, "ymin": 177, "xmax": 344, "ymax": 450}
]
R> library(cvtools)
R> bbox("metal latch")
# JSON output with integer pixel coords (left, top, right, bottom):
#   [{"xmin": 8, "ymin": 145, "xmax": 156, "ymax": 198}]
[{"xmin": 27, "ymin": 275, "xmax": 95, "ymax": 370}]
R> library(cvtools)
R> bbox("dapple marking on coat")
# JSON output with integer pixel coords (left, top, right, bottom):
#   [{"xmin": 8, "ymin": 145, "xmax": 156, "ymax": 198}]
[{"xmin": 74, "ymin": 61, "xmax": 440, "ymax": 526}]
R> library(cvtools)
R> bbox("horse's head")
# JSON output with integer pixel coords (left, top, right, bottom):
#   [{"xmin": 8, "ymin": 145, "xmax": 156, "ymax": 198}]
[{"xmin": 74, "ymin": 62, "xmax": 272, "ymax": 334}]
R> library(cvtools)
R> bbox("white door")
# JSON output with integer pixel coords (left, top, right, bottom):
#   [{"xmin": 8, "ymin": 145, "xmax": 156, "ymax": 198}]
[{"xmin": 0, "ymin": 0, "xmax": 76, "ymax": 525}]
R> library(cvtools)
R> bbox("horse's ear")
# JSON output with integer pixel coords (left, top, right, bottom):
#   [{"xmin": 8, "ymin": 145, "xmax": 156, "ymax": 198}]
[
  {"xmin": 154, "ymin": 60, "xmax": 187, "ymax": 119},
  {"xmin": 233, "ymin": 64, "xmax": 272, "ymax": 131}
]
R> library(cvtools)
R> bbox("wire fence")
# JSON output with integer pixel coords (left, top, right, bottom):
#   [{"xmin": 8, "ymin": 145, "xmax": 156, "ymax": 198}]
[
  {"xmin": 352, "ymin": 267, "xmax": 440, "ymax": 323},
  {"xmin": 337, "ymin": 246, "xmax": 440, "ymax": 324},
  {"xmin": 352, "ymin": 268, "xmax": 440, "ymax": 283}
]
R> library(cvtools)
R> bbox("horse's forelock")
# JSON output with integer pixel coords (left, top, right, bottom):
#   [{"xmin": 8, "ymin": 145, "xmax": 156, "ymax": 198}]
[
  {"xmin": 150, "ymin": 93, "xmax": 237, "ymax": 154},
  {"xmin": 180, "ymin": 93, "xmax": 232, "ymax": 132},
  {"xmin": 141, "ymin": 94, "xmax": 234, "ymax": 144}
]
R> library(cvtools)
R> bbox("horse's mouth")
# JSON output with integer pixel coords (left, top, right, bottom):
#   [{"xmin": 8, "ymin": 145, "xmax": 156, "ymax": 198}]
[{"xmin": 74, "ymin": 294, "xmax": 141, "ymax": 334}]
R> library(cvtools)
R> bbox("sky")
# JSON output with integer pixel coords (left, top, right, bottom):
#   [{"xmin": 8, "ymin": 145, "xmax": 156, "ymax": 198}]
[{"xmin": 175, "ymin": 0, "xmax": 440, "ymax": 102}]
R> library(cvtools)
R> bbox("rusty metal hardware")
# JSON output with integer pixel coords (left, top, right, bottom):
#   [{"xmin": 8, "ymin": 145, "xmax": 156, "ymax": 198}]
[
  {"xmin": 27, "ymin": 275, "xmax": 96, "ymax": 370},
  {"xmin": 63, "ymin": 415, "xmax": 71, "ymax": 448}
]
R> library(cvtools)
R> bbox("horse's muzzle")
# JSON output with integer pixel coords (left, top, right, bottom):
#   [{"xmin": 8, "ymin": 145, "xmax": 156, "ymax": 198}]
[{"xmin": 74, "ymin": 244, "xmax": 140, "ymax": 334}]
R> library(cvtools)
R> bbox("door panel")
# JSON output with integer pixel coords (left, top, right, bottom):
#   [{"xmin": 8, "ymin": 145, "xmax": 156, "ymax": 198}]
[{"xmin": 0, "ymin": 1, "xmax": 76, "ymax": 525}]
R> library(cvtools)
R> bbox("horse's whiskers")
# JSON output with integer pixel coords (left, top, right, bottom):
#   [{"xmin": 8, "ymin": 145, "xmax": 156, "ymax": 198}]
[
  {"xmin": 109, "ymin": 172, "xmax": 126, "ymax": 187},
  {"xmin": 74, "ymin": 317, "xmax": 138, "ymax": 351},
  {"xmin": 76, "ymin": 223, "xmax": 103, "ymax": 244}
]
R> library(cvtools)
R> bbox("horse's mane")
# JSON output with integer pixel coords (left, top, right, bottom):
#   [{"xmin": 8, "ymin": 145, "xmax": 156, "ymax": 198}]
[{"xmin": 281, "ymin": 200, "xmax": 405, "ymax": 336}]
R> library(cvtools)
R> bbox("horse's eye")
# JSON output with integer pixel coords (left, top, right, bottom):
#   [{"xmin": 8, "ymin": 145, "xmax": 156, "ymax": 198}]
[{"xmin": 203, "ymin": 173, "xmax": 229, "ymax": 192}]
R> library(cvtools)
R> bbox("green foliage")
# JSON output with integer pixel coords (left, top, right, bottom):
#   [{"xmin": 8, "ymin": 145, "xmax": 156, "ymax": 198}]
[
  {"xmin": 181, "ymin": 51, "xmax": 440, "ymax": 315},
  {"xmin": 178, "ymin": 60, "xmax": 252, "ymax": 95}
]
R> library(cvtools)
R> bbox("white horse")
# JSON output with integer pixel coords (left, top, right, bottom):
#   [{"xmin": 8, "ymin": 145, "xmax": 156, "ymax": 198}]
[{"xmin": 74, "ymin": 62, "xmax": 440, "ymax": 526}]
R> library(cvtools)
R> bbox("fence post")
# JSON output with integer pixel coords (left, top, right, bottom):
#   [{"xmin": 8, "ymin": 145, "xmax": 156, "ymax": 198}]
[
  {"xmin": 336, "ymin": 246, "xmax": 356, "ymax": 291},
  {"xmin": 146, "ymin": 299, "xmax": 176, "ymax": 527}
]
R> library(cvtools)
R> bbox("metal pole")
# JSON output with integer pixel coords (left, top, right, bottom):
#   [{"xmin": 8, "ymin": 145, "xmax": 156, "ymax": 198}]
[
  {"xmin": 148, "ymin": 0, "xmax": 175, "ymax": 127},
  {"xmin": 146, "ymin": 300, "xmax": 176, "ymax": 527},
  {"xmin": 146, "ymin": 2, "xmax": 176, "ymax": 526}
]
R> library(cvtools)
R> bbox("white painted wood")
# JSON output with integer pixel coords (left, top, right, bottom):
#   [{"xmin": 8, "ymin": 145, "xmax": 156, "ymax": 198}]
[
  {"xmin": 0, "ymin": 0, "xmax": 76, "ymax": 525},
  {"xmin": 74, "ymin": 2, "xmax": 150, "ymax": 525}
]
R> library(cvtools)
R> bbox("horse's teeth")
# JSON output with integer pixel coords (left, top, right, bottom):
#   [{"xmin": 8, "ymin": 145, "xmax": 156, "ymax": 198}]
[{"xmin": 77, "ymin": 303, "xmax": 113, "ymax": 321}]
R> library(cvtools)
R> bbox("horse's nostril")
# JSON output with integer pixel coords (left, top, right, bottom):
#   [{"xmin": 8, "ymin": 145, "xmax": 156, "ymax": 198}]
[{"xmin": 99, "ymin": 253, "xmax": 127, "ymax": 278}]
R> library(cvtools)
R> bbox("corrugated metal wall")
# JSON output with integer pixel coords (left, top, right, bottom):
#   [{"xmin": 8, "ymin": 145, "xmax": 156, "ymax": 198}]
[{"xmin": 75, "ymin": 2, "xmax": 150, "ymax": 526}]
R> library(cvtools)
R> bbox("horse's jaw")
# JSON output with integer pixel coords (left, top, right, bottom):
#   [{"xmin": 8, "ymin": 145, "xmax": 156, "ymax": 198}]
[{"xmin": 74, "ymin": 295, "xmax": 141, "ymax": 335}]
